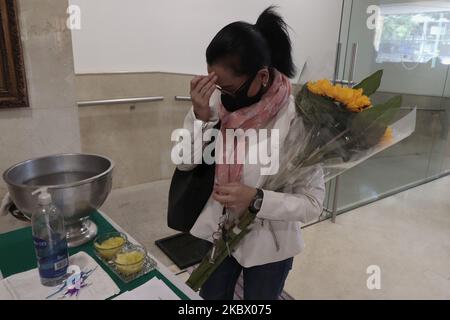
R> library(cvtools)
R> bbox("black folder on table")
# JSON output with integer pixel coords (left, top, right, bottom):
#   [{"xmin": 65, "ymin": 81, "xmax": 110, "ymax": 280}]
[{"xmin": 155, "ymin": 233, "xmax": 212, "ymax": 270}]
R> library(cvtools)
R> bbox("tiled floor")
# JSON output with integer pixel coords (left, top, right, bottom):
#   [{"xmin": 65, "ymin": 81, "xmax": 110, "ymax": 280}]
[
  {"xmin": 1, "ymin": 176, "xmax": 449, "ymax": 299},
  {"xmin": 285, "ymin": 175, "xmax": 450, "ymax": 299}
]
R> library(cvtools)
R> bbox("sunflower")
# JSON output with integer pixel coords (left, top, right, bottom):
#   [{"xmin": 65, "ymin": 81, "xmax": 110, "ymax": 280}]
[
  {"xmin": 307, "ymin": 79, "xmax": 372, "ymax": 112},
  {"xmin": 379, "ymin": 127, "xmax": 393, "ymax": 146}
]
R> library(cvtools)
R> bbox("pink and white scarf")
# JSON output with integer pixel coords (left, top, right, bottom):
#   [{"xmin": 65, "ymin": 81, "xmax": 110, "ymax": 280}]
[{"xmin": 216, "ymin": 69, "xmax": 292, "ymax": 185}]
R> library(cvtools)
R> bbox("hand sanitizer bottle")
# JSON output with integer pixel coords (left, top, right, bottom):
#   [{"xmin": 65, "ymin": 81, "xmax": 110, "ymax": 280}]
[{"xmin": 31, "ymin": 188, "xmax": 69, "ymax": 286}]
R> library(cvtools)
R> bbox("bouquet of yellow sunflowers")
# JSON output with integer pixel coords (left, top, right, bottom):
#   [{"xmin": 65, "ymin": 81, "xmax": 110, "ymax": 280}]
[
  {"xmin": 269, "ymin": 69, "xmax": 415, "ymax": 186},
  {"xmin": 186, "ymin": 70, "xmax": 416, "ymax": 292},
  {"xmin": 307, "ymin": 79, "xmax": 372, "ymax": 112}
]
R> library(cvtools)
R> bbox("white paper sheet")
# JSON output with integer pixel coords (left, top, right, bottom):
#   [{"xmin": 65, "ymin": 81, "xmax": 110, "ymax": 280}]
[
  {"xmin": 0, "ymin": 251, "xmax": 120, "ymax": 300},
  {"xmin": 114, "ymin": 277, "xmax": 180, "ymax": 300},
  {"xmin": 0, "ymin": 279, "xmax": 14, "ymax": 300}
]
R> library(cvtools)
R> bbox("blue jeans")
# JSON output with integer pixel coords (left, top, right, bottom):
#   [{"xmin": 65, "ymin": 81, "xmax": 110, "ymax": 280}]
[{"xmin": 199, "ymin": 255, "xmax": 293, "ymax": 300}]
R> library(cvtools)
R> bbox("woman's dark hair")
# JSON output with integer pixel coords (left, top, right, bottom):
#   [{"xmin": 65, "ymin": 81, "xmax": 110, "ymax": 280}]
[{"xmin": 206, "ymin": 6, "xmax": 296, "ymax": 78}]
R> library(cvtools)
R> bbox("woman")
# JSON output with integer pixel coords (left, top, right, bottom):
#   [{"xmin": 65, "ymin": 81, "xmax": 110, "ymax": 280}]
[{"xmin": 178, "ymin": 6, "xmax": 325, "ymax": 300}]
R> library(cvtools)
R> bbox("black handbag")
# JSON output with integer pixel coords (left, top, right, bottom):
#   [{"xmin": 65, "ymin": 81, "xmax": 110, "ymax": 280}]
[{"xmin": 167, "ymin": 122, "xmax": 220, "ymax": 232}]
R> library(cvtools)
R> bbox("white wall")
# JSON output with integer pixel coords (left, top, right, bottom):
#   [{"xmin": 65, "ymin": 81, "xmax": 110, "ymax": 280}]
[{"xmin": 69, "ymin": 0, "xmax": 343, "ymax": 82}]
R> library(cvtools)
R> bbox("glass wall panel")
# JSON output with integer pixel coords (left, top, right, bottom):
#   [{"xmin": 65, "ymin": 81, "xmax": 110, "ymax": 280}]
[{"xmin": 329, "ymin": 0, "xmax": 450, "ymax": 213}]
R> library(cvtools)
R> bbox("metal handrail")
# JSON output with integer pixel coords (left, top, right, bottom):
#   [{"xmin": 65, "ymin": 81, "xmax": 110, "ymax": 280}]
[
  {"xmin": 77, "ymin": 96, "xmax": 164, "ymax": 107},
  {"xmin": 400, "ymin": 107, "xmax": 446, "ymax": 112},
  {"xmin": 174, "ymin": 96, "xmax": 192, "ymax": 101},
  {"xmin": 332, "ymin": 79, "xmax": 356, "ymax": 86}
]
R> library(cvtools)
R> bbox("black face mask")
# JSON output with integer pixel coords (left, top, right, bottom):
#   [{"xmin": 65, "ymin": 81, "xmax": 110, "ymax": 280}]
[{"xmin": 221, "ymin": 74, "xmax": 264, "ymax": 112}]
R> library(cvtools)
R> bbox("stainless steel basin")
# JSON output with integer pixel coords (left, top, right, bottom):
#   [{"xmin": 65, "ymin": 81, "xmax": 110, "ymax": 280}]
[{"xmin": 3, "ymin": 153, "xmax": 114, "ymax": 247}]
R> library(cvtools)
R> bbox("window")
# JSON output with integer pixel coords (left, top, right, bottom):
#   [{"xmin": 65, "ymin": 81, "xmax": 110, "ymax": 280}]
[{"xmin": 375, "ymin": 1, "xmax": 450, "ymax": 66}]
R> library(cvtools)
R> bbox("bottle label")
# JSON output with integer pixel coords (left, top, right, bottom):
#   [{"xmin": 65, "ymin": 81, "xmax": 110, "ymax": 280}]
[
  {"xmin": 33, "ymin": 236, "xmax": 69, "ymax": 279},
  {"xmin": 33, "ymin": 238, "xmax": 47, "ymax": 248},
  {"xmin": 54, "ymin": 258, "xmax": 68, "ymax": 271}
]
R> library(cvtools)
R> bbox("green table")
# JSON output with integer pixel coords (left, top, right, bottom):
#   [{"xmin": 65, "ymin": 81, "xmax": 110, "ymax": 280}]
[{"xmin": 0, "ymin": 211, "xmax": 189, "ymax": 300}]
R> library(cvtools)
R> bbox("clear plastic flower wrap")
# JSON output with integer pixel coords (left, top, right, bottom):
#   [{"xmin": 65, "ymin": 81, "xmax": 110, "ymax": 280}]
[{"xmin": 186, "ymin": 70, "xmax": 417, "ymax": 292}]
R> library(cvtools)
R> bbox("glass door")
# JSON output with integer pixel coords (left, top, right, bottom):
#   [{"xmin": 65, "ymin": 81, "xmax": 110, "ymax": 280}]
[{"xmin": 328, "ymin": 0, "xmax": 450, "ymax": 213}]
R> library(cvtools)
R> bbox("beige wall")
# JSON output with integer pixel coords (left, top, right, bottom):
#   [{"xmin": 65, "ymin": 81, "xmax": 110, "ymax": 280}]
[
  {"xmin": 0, "ymin": 0, "xmax": 81, "ymax": 199},
  {"xmin": 75, "ymin": 76, "xmax": 317, "ymax": 190},
  {"xmin": 76, "ymin": 73, "xmax": 192, "ymax": 189}
]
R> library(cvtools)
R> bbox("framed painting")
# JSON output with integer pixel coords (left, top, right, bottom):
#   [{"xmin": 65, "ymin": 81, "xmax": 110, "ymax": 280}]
[{"xmin": 0, "ymin": 0, "xmax": 28, "ymax": 108}]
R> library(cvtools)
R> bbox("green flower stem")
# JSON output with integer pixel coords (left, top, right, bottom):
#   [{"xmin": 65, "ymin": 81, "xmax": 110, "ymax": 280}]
[{"xmin": 186, "ymin": 211, "xmax": 256, "ymax": 292}]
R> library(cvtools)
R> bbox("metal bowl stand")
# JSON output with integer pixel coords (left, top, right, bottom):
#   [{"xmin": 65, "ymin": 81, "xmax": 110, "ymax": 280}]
[
  {"xmin": 66, "ymin": 217, "xmax": 98, "ymax": 248},
  {"xmin": 7, "ymin": 203, "xmax": 97, "ymax": 248}
]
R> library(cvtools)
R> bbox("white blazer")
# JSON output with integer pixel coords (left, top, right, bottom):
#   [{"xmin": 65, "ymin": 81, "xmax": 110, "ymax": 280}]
[{"xmin": 177, "ymin": 91, "xmax": 325, "ymax": 268}]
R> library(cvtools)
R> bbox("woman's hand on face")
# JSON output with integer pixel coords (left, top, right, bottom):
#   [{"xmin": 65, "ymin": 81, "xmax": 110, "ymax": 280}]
[
  {"xmin": 190, "ymin": 72, "xmax": 218, "ymax": 122},
  {"xmin": 213, "ymin": 182, "xmax": 257, "ymax": 216}
]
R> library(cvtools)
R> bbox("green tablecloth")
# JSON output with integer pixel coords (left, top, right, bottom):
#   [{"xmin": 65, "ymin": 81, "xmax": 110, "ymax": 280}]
[{"xmin": 0, "ymin": 211, "xmax": 189, "ymax": 300}]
